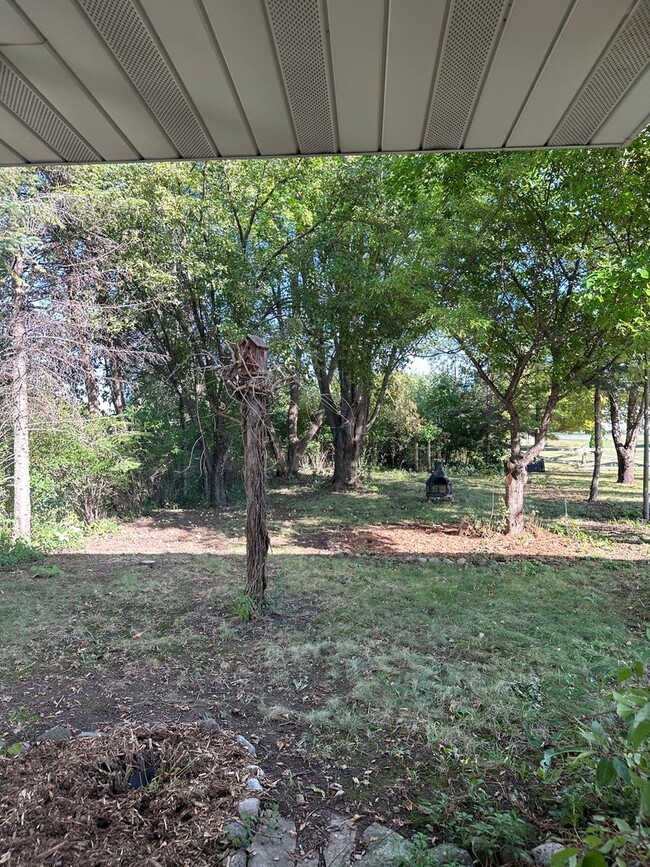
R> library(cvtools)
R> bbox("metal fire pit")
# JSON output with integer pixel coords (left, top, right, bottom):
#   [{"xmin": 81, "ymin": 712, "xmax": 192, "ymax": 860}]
[{"xmin": 426, "ymin": 459, "xmax": 453, "ymax": 500}]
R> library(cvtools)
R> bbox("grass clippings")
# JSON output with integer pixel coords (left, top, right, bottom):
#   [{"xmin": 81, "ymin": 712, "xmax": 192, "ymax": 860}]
[{"xmin": 0, "ymin": 724, "xmax": 254, "ymax": 867}]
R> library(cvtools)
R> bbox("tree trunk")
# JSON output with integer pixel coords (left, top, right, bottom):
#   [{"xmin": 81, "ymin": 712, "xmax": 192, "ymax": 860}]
[
  {"xmin": 331, "ymin": 424, "xmax": 363, "ymax": 490},
  {"xmin": 10, "ymin": 254, "xmax": 31, "ymax": 543},
  {"xmin": 426, "ymin": 441, "xmax": 432, "ymax": 472},
  {"xmin": 414, "ymin": 441, "xmax": 419, "ymax": 472},
  {"xmin": 105, "ymin": 350, "xmax": 126, "ymax": 415},
  {"xmin": 504, "ymin": 466, "xmax": 526, "ymax": 535},
  {"xmin": 81, "ymin": 339, "xmax": 100, "ymax": 417},
  {"xmin": 208, "ymin": 425, "xmax": 229, "ymax": 506},
  {"xmin": 608, "ymin": 387, "xmax": 643, "ymax": 484},
  {"xmin": 286, "ymin": 374, "xmax": 300, "ymax": 475},
  {"xmin": 242, "ymin": 390, "xmax": 270, "ymax": 610},
  {"xmin": 588, "ymin": 386, "xmax": 602, "ymax": 504},
  {"xmin": 616, "ymin": 445, "xmax": 637, "ymax": 484},
  {"xmin": 267, "ymin": 421, "xmax": 289, "ymax": 477}
]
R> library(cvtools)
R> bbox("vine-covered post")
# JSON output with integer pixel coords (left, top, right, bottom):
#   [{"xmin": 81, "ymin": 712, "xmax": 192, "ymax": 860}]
[{"xmin": 230, "ymin": 336, "xmax": 271, "ymax": 613}]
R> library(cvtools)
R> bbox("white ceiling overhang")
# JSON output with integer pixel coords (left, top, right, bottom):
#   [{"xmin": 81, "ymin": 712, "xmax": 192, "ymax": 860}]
[{"xmin": 0, "ymin": 0, "xmax": 649, "ymax": 166}]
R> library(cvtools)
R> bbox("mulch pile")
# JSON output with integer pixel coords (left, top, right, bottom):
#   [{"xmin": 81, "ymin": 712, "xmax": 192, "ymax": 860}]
[
  {"xmin": 332, "ymin": 522, "xmax": 590, "ymax": 560},
  {"xmin": 0, "ymin": 724, "xmax": 255, "ymax": 866}
]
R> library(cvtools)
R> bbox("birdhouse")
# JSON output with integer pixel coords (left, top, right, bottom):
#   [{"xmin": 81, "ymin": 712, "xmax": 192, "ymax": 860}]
[
  {"xmin": 239, "ymin": 334, "xmax": 268, "ymax": 375},
  {"xmin": 426, "ymin": 459, "xmax": 453, "ymax": 500}
]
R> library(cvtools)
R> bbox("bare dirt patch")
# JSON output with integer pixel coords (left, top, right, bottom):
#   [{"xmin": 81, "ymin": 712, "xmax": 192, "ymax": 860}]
[
  {"xmin": 0, "ymin": 724, "xmax": 255, "ymax": 867},
  {"xmin": 83, "ymin": 511, "xmax": 234, "ymax": 556},
  {"xmin": 329, "ymin": 522, "xmax": 650, "ymax": 561}
]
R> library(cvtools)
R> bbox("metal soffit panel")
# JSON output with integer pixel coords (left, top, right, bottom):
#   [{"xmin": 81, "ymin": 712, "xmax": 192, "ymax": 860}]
[{"xmin": 0, "ymin": 0, "xmax": 648, "ymax": 166}]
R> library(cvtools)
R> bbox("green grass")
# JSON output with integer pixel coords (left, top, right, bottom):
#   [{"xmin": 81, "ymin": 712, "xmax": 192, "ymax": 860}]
[{"xmin": 0, "ymin": 459, "xmax": 648, "ymax": 854}]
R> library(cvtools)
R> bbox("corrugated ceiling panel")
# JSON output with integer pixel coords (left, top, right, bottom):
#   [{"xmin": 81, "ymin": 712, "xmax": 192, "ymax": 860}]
[
  {"xmin": 202, "ymin": 0, "xmax": 296, "ymax": 155},
  {"xmin": 0, "ymin": 0, "xmax": 40, "ymax": 44},
  {"xmin": 0, "ymin": 58, "xmax": 96, "ymax": 160},
  {"xmin": 551, "ymin": 0, "xmax": 650, "ymax": 146},
  {"xmin": 77, "ymin": 0, "xmax": 214, "ymax": 158},
  {"xmin": 593, "ymin": 60, "xmax": 650, "ymax": 143},
  {"xmin": 266, "ymin": 0, "xmax": 335, "ymax": 154},
  {"xmin": 0, "ymin": 103, "xmax": 60, "ymax": 161},
  {"xmin": 140, "ymin": 0, "xmax": 255, "ymax": 156},
  {"xmin": 327, "ymin": 0, "xmax": 383, "ymax": 152},
  {"xmin": 2, "ymin": 43, "xmax": 137, "ymax": 159},
  {"xmin": 508, "ymin": 0, "xmax": 632, "ymax": 147},
  {"xmin": 0, "ymin": 137, "xmax": 23, "ymax": 163},
  {"xmin": 424, "ymin": 0, "xmax": 509, "ymax": 150},
  {"xmin": 465, "ymin": 0, "xmax": 572, "ymax": 149},
  {"xmin": 382, "ymin": 0, "xmax": 446, "ymax": 152},
  {"xmin": 16, "ymin": 0, "xmax": 176, "ymax": 159}
]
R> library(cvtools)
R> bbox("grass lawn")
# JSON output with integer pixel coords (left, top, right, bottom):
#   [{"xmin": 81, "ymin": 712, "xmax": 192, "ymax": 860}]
[{"xmin": 1, "ymin": 453, "xmax": 648, "ymax": 859}]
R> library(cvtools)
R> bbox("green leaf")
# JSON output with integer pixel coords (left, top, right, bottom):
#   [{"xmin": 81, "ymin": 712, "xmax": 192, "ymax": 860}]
[
  {"xmin": 551, "ymin": 847, "xmax": 579, "ymax": 867},
  {"xmin": 627, "ymin": 717, "xmax": 650, "ymax": 749},
  {"xmin": 581, "ymin": 852, "xmax": 607, "ymax": 867},
  {"xmin": 595, "ymin": 757, "xmax": 617, "ymax": 787},
  {"xmin": 640, "ymin": 779, "xmax": 650, "ymax": 819},
  {"xmin": 612, "ymin": 757, "xmax": 630, "ymax": 783}
]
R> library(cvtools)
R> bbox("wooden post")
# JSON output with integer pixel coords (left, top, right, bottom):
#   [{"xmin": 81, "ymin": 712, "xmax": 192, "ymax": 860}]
[
  {"xmin": 643, "ymin": 350, "xmax": 650, "ymax": 521},
  {"xmin": 231, "ymin": 336, "xmax": 271, "ymax": 612}
]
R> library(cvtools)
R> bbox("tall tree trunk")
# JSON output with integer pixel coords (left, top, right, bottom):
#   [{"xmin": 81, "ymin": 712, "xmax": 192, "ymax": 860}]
[
  {"xmin": 331, "ymin": 425, "xmax": 364, "ymax": 490},
  {"xmin": 588, "ymin": 385, "xmax": 603, "ymax": 503},
  {"xmin": 267, "ymin": 421, "xmax": 289, "ymax": 477},
  {"xmin": 608, "ymin": 387, "xmax": 643, "ymax": 484},
  {"xmin": 81, "ymin": 339, "xmax": 100, "ymax": 417},
  {"xmin": 286, "ymin": 373, "xmax": 300, "ymax": 475},
  {"xmin": 414, "ymin": 441, "xmax": 419, "ymax": 472},
  {"xmin": 503, "ymin": 385, "xmax": 559, "ymax": 535},
  {"xmin": 504, "ymin": 416, "xmax": 527, "ymax": 535},
  {"xmin": 105, "ymin": 350, "xmax": 126, "ymax": 415},
  {"xmin": 10, "ymin": 254, "xmax": 31, "ymax": 543},
  {"xmin": 208, "ymin": 424, "xmax": 229, "ymax": 506},
  {"xmin": 426, "ymin": 440, "xmax": 432, "ymax": 472}
]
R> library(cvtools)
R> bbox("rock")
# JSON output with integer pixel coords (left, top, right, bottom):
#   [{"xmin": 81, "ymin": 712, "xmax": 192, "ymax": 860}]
[
  {"xmin": 531, "ymin": 843, "xmax": 566, "ymax": 867},
  {"xmin": 456, "ymin": 558, "xmax": 467, "ymax": 566},
  {"xmin": 36, "ymin": 725, "xmax": 73, "ymax": 742},
  {"xmin": 430, "ymin": 843, "xmax": 473, "ymax": 866},
  {"xmin": 228, "ymin": 850, "xmax": 247, "ymax": 867},
  {"xmin": 236, "ymin": 734, "xmax": 257, "ymax": 755},
  {"xmin": 442, "ymin": 558, "xmax": 454, "ymax": 565},
  {"xmin": 200, "ymin": 717, "xmax": 221, "ymax": 732},
  {"xmin": 417, "ymin": 557, "xmax": 428, "ymax": 565},
  {"xmin": 360, "ymin": 823, "xmax": 413, "ymax": 867},
  {"xmin": 248, "ymin": 813, "xmax": 296, "ymax": 867},
  {"xmin": 79, "ymin": 730, "xmax": 102, "ymax": 738},
  {"xmin": 295, "ymin": 793, "xmax": 306, "ymax": 806},
  {"xmin": 322, "ymin": 815, "xmax": 356, "ymax": 867},
  {"xmin": 238, "ymin": 798, "xmax": 262, "ymax": 820},
  {"xmin": 247, "ymin": 777, "xmax": 264, "ymax": 792},
  {"xmin": 248, "ymin": 764, "xmax": 266, "ymax": 778},
  {"xmin": 226, "ymin": 820, "xmax": 251, "ymax": 848}
]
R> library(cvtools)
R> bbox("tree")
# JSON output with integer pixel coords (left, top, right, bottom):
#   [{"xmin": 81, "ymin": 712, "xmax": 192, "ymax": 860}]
[
  {"xmin": 414, "ymin": 150, "xmax": 638, "ymax": 533},
  {"xmin": 295, "ymin": 159, "xmax": 431, "ymax": 489}
]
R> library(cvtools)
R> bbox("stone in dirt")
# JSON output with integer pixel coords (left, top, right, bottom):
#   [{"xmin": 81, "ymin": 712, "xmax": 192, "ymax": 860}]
[
  {"xmin": 442, "ymin": 558, "xmax": 454, "ymax": 565},
  {"xmin": 359, "ymin": 823, "xmax": 413, "ymax": 867},
  {"xmin": 248, "ymin": 764, "xmax": 265, "ymax": 778},
  {"xmin": 199, "ymin": 717, "xmax": 221, "ymax": 732},
  {"xmin": 430, "ymin": 843, "xmax": 473, "ymax": 866},
  {"xmin": 456, "ymin": 558, "xmax": 467, "ymax": 566},
  {"xmin": 238, "ymin": 798, "xmax": 262, "ymax": 820},
  {"xmin": 36, "ymin": 726, "xmax": 73, "ymax": 742},
  {"xmin": 248, "ymin": 812, "xmax": 296, "ymax": 867},
  {"xmin": 78, "ymin": 731, "xmax": 102, "ymax": 738},
  {"xmin": 322, "ymin": 814, "xmax": 357, "ymax": 866},
  {"xmin": 237, "ymin": 734, "xmax": 257, "ymax": 755},
  {"xmin": 228, "ymin": 850, "xmax": 247, "ymax": 867},
  {"xmin": 247, "ymin": 777, "xmax": 263, "ymax": 792},
  {"xmin": 226, "ymin": 820, "xmax": 251, "ymax": 848},
  {"xmin": 531, "ymin": 843, "xmax": 567, "ymax": 866}
]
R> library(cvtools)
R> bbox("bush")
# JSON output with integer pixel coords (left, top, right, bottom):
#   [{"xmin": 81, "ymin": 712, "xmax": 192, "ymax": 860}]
[{"xmin": 542, "ymin": 639, "xmax": 649, "ymax": 867}]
